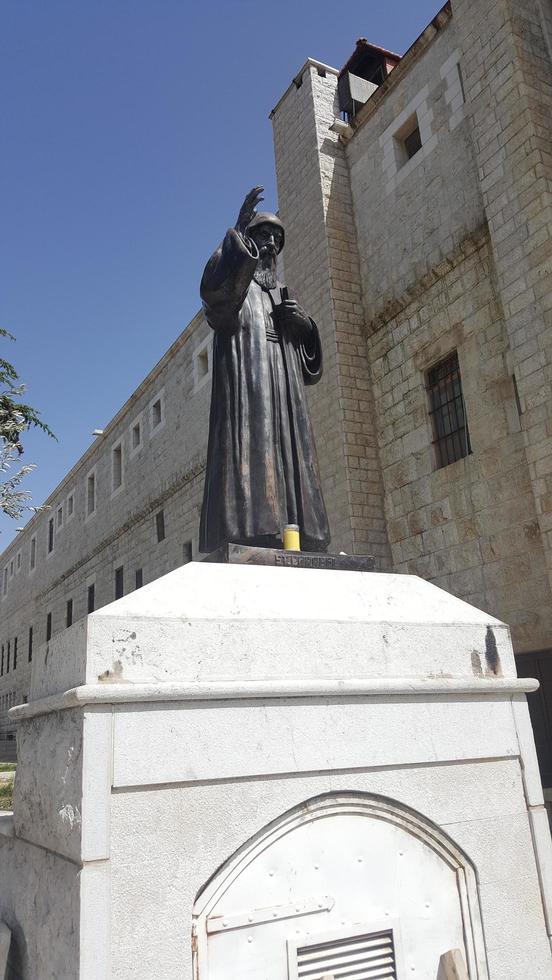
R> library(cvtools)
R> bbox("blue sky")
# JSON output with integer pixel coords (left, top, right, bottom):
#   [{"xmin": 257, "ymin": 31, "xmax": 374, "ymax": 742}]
[{"xmin": 0, "ymin": 0, "xmax": 440, "ymax": 545}]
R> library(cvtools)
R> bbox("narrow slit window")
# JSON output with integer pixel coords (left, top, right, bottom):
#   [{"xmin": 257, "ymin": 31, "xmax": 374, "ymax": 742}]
[
  {"xmin": 1, "ymin": 646, "xmax": 4, "ymax": 676},
  {"xmin": 427, "ymin": 351, "xmax": 471, "ymax": 468},
  {"xmin": 46, "ymin": 612, "xmax": 52, "ymax": 642},
  {"xmin": 135, "ymin": 568, "xmax": 143, "ymax": 590},
  {"xmin": 87, "ymin": 583, "xmax": 95, "ymax": 614},
  {"xmin": 6, "ymin": 641, "xmax": 10, "ymax": 673},
  {"xmin": 13, "ymin": 637, "xmax": 17, "ymax": 671},
  {"xmin": 152, "ymin": 398, "xmax": 162, "ymax": 429},
  {"xmin": 28, "ymin": 626, "xmax": 33, "ymax": 663},
  {"xmin": 112, "ymin": 443, "xmax": 123, "ymax": 491},
  {"xmin": 57, "ymin": 505, "xmax": 63, "ymax": 529},
  {"xmin": 67, "ymin": 493, "xmax": 74, "ymax": 518},
  {"xmin": 48, "ymin": 517, "xmax": 54, "ymax": 553},
  {"xmin": 156, "ymin": 510, "xmax": 165, "ymax": 543},
  {"xmin": 132, "ymin": 421, "xmax": 141, "ymax": 450},
  {"xmin": 182, "ymin": 541, "xmax": 192, "ymax": 565},
  {"xmin": 87, "ymin": 472, "xmax": 96, "ymax": 516},
  {"xmin": 30, "ymin": 536, "xmax": 36, "ymax": 571},
  {"xmin": 115, "ymin": 565, "xmax": 124, "ymax": 600},
  {"xmin": 66, "ymin": 598, "xmax": 73, "ymax": 628}
]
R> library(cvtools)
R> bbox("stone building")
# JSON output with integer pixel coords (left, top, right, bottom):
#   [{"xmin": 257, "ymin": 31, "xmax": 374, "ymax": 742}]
[{"xmin": 1, "ymin": 0, "xmax": 551, "ymax": 787}]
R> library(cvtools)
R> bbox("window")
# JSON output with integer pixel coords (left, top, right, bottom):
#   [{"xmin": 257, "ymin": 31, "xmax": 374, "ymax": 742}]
[
  {"xmin": 394, "ymin": 112, "xmax": 422, "ymax": 166},
  {"xmin": 3, "ymin": 567, "xmax": 7, "ymax": 596},
  {"xmin": 16, "ymin": 551, "xmax": 21, "ymax": 572},
  {"xmin": 13, "ymin": 637, "xmax": 17, "ymax": 671},
  {"xmin": 28, "ymin": 626, "xmax": 33, "ymax": 663},
  {"xmin": 6, "ymin": 641, "xmax": 10, "ymax": 673},
  {"xmin": 67, "ymin": 493, "xmax": 74, "ymax": 519},
  {"xmin": 46, "ymin": 612, "xmax": 52, "ymax": 642},
  {"xmin": 404, "ymin": 123, "xmax": 422, "ymax": 159},
  {"xmin": 156, "ymin": 509, "xmax": 165, "ymax": 543},
  {"xmin": 115, "ymin": 566, "xmax": 124, "ymax": 600},
  {"xmin": 57, "ymin": 505, "xmax": 63, "ymax": 529},
  {"xmin": 197, "ymin": 348, "xmax": 209, "ymax": 379},
  {"xmin": 87, "ymin": 583, "xmax": 95, "ymax": 614},
  {"xmin": 135, "ymin": 568, "xmax": 143, "ymax": 590},
  {"xmin": 66, "ymin": 598, "xmax": 73, "ymax": 629},
  {"xmin": 9, "ymin": 559, "xmax": 14, "ymax": 577},
  {"xmin": 48, "ymin": 517, "xmax": 54, "ymax": 554},
  {"xmin": 152, "ymin": 397, "xmax": 162, "ymax": 429},
  {"xmin": 112, "ymin": 442, "xmax": 123, "ymax": 492},
  {"xmin": 182, "ymin": 541, "xmax": 193, "ymax": 565},
  {"xmin": 194, "ymin": 341, "xmax": 212, "ymax": 391},
  {"xmin": 130, "ymin": 417, "xmax": 142, "ymax": 455},
  {"xmin": 86, "ymin": 470, "xmax": 96, "ymax": 517},
  {"xmin": 30, "ymin": 535, "xmax": 36, "ymax": 571},
  {"xmin": 1, "ymin": 646, "xmax": 4, "ymax": 676},
  {"xmin": 427, "ymin": 351, "xmax": 471, "ymax": 468}
]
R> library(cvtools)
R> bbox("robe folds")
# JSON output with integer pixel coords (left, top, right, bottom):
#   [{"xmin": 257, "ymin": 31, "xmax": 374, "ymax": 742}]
[{"xmin": 199, "ymin": 227, "xmax": 330, "ymax": 553}]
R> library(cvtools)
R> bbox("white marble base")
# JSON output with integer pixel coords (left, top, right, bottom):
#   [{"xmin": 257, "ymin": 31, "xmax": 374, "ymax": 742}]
[{"xmin": 1, "ymin": 563, "xmax": 551, "ymax": 979}]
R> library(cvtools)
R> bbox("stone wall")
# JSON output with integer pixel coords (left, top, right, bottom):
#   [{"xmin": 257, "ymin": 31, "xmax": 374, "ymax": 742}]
[{"xmin": 0, "ymin": 312, "xmax": 212, "ymax": 744}]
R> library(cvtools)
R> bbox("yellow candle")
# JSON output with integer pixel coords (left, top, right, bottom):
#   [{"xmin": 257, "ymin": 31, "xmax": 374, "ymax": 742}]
[{"xmin": 283, "ymin": 524, "xmax": 301, "ymax": 552}]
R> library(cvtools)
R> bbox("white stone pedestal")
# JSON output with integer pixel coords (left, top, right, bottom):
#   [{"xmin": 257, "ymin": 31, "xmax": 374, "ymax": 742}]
[{"xmin": 1, "ymin": 563, "xmax": 552, "ymax": 979}]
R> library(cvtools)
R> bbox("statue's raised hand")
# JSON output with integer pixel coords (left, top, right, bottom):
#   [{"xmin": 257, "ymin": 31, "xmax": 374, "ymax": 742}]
[{"xmin": 235, "ymin": 186, "xmax": 264, "ymax": 237}]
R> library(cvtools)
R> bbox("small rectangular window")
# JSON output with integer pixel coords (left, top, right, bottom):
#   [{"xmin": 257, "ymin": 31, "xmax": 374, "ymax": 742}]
[
  {"xmin": 404, "ymin": 124, "xmax": 422, "ymax": 159},
  {"xmin": 6, "ymin": 641, "xmax": 10, "ymax": 673},
  {"xmin": 1, "ymin": 645, "xmax": 4, "ymax": 676},
  {"xmin": 66, "ymin": 598, "xmax": 73, "ymax": 628},
  {"xmin": 9, "ymin": 559, "xmax": 14, "ymax": 577},
  {"xmin": 394, "ymin": 112, "xmax": 423, "ymax": 168},
  {"xmin": 28, "ymin": 626, "xmax": 33, "ymax": 663},
  {"xmin": 427, "ymin": 351, "xmax": 471, "ymax": 468},
  {"xmin": 135, "ymin": 568, "xmax": 143, "ymax": 590},
  {"xmin": 87, "ymin": 583, "xmax": 95, "ymax": 614},
  {"xmin": 67, "ymin": 493, "xmax": 74, "ymax": 518},
  {"xmin": 156, "ymin": 509, "xmax": 165, "ymax": 543},
  {"xmin": 115, "ymin": 565, "xmax": 124, "ymax": 600},
  {"xmin": 57, "ymin": 505, "xmax": 63, "ymax": 529},
  {"xmin": 152, "ymin": 398, "xmax": 162, "ymax": 428},
  {"xmin": 48, "ymin": 517, "xmax": 54, "ymax": 553},
  {"xmin": 13, "ymin": 637, "xmax": 17, "ymax": 671},
  {"xmin": 132, "ymin": 421, "xmax": 141, "ymax": 450},
  {"xmin": 30, "ymin": 536, "xmax": 36, "ymax": 571},
  {"xmin": 46, "ymin": 612, "xmax": 52, "ymax": 642},
  {"xmin": 182, "ymin": 541, "xmax": 192, "ymax": 565},
  {"xmin": 16, "ymin": 551, "xmax": 21, "ymax": 571},
  {"xmin": 112, "ymin": 443, "xmax": 123, "ymax": 491},
  {"xmin": 87, "ymin": 471, "xmax": 96, "ymax": 517}
]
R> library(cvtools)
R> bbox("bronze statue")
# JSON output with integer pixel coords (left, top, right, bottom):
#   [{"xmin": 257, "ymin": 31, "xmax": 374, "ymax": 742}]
[{"xmin": 199, "ymin": 186, "xmax": 330, "ymax": 553}]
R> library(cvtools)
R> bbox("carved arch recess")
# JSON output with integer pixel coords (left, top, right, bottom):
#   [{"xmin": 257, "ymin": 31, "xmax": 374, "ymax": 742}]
[{"xmin": 193, "ymin": 791, "xmax": 489, "ymax": 980}]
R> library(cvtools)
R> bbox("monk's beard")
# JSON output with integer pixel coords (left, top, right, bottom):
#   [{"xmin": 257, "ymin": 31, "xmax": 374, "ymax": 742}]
[{"xmin": 253, "ymin": 252, "xmax": 278, "ymax": 290}]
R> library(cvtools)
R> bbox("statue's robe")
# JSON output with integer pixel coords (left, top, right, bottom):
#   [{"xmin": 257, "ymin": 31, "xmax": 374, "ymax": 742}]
[{"xmin": 199, "ymin": 228, "xmax": 330, "ymax": 553}]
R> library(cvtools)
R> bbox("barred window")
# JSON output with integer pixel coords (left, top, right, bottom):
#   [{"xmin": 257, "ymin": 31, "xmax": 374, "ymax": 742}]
[{"xmin": 427, "ymin": 351, "xmax": 471, "ymax": 468}]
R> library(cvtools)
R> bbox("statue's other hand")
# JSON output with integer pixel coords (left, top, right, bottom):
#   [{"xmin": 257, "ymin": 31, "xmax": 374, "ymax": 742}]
[
  {"xmin": 235, "ymin": 186, "xmax": 264, "ymax": 236},
  {"xmin": 274, "ymin": 299, "xmax": 312, "ymax": 338}
]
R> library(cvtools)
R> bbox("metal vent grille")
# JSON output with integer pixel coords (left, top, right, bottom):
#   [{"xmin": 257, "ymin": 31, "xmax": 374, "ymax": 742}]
[{"xmin": 297, "ymin": 929, "xmax": 396, "ymax": 980}]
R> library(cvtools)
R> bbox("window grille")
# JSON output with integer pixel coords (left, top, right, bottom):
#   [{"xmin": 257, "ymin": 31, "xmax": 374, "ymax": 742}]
[
  {"xmin": 427, "ymin": 351, "xmax": 471, "ymax": 468},
  {"xmin": 297, "ymin": 928, "xmax": 397, "ymax": 980}
]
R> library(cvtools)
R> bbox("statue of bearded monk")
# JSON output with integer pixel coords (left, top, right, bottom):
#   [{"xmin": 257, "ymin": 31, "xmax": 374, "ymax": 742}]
[{"xmin": 199, "ymin": 186, "xmax": 330, "ymax": 554}]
